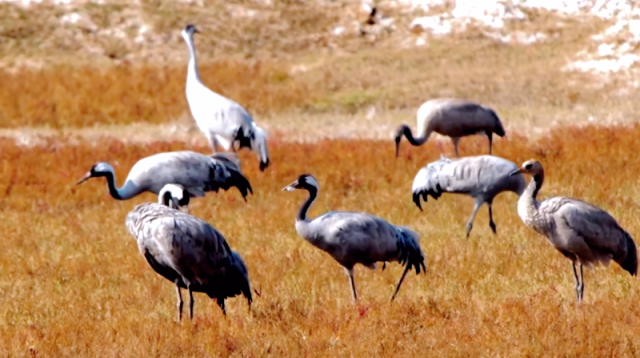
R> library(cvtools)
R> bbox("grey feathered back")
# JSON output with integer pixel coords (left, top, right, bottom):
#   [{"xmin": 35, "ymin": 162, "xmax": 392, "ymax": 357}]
[
  {"xmin": 127, "ymin": 151, "xmax": 252, "ymax": 199},
  {"xmin": 412, "ymin": 155, "xmax": 525, "ymax": 208}
]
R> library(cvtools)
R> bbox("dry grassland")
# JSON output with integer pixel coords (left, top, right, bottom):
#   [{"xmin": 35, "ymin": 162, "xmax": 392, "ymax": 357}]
[
  {"xmin": 2, "ymin": 2, "xmax": 640, "ymax": 136},
  {"xmin": 1, "ymin": 125, "xmax": 640, "ymax": 356}
]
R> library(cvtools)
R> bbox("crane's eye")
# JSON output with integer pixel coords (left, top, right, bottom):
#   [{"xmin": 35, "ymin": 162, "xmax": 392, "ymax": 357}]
[{"xmin": 525, "ymin": 164, "xmax": 532, "ymax": 170}]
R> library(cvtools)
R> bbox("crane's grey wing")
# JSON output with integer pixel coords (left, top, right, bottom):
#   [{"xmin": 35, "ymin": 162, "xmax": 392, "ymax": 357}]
[
  {"xmin": 541, "ymin": 197, "xmax": 637, "ymax": 272},
  {"xmin": 412, "ymin": 156, "xmax": 477, "ymax": 208},
  {"xmin": 126, "ymin": 203, "xmax": 234, "ymax": 287},
  {"xmin": 309, "ymin": 212, "xmax": 398, "ymax": 265},
  {"xmin": 128, "ymin": 151, "xmax": 252, "ymax": 200},
  {"xmin": 424, "ymin": 99, "xmax": 503, "ymax": 136}
]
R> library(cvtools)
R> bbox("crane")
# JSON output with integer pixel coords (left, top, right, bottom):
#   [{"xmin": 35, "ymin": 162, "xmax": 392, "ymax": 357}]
[
  {"xmin": 282, "ymin": 174, "xmax": 426, "ymax": 301},
  {"xmin": 126, "ymin": 183, "xmax": 252, "ymax": 319},
  {"xmin": 395, "ymin": 98, "xmax": 506, "ymax": 158},
  {"xmin": 182, "ymin": 24, "xmax": 270, "ymax": 171},
  {"xmin": 412, "ymin": 155, "xmax": 525, "ymax": 237},
  {"xmin": 76, "ymin": 151, "xmax": 252, "ymax": 203},
  {"xmin": 511, "ymin": 159, "xmax": 637, "ymax": 302}
]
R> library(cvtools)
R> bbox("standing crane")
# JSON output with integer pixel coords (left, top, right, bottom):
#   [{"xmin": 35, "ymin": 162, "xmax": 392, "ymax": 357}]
[
  {"xmin": 76, "ymin": 151, "xmax": 252, "ymax": 203},
  {"xmin": 511, "ymin": 159, "xmax": 637, "ymax": 302},
  {"xmin": 126, "ymin": 183, "xmax": 252, "ymax": 319},
  {"xmin": 412, "ymin": 155, "xmax": 525, "ymax": 238},
  {"xmin": 395, "ymin": 98, "xmax": 506, "ymax": 158},
  {"xmin": 282, "ymin": 174, "xmax": 426, "ymax": 301},
  {"xmin": 181, "ymin": 24, "xmax": 270, "ymax": 171}
]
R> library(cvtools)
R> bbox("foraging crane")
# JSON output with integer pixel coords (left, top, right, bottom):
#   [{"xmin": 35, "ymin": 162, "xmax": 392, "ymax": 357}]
[
  {"xmin": 282, "ymin": 174, "xmax": 426, "ymax": 301},
  {"xmin": 126, "ymin": 183, "xmax": 252, "ymax": 319},
  {"xmin": 510, "ymin": 160, "xmax": 637, "ymax": 302},
  {"xmin": 181, "ymin": 24, "xmax": 270, "ymax": 171},
  {"xmin": 76, "ymin": 151, "xmax": 252, "ymax": 203},
  {"xmin": 412, "ymin": 155, "xmax": 525, "ymax": 238},
  {"xmin": 395, "ymin": 98, "xmax": 506, "ymax": 158}
]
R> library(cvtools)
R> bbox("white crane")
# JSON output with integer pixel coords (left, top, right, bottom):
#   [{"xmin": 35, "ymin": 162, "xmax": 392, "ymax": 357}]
[
  {"xmin": 76, "ymin": 151, "xmax": 252, "ymax": 203},
  {"xmin": 126, "ymin": 184, "xmax": 252, "ymax": 319},
  {"xmin": 511, "ymin": 159, "xmax": 637, "ymax": 302},
  {"xmin": 412, "ymin": 155, "xmax": 525, "ymax": 238},
  {"xmin": 395, "ymin": 98, "xmax": 506, "ymax": 158},
  {"xmin": 282, "ymin": 174, "xmax": 426, "ymax": 301},
  {"xmin": 182, "ymin": 24, "xmax": 270, "ymax": 171}
]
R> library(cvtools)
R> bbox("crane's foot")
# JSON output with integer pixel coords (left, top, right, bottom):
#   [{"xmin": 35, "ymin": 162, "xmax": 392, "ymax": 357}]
[
  {"xmin": 489, "ymin": 221, "xmax": 497, "ymax": 234},
  {"xmin": 465, "ymin": 223, "xmax": 473, "ymax": 238}
]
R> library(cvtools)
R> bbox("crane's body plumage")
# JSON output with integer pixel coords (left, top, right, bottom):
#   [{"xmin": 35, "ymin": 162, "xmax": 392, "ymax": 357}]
[
  {"xmin": 396, "ymin": 98, "xmax": 505, "ymax": 157},
  {"xmin": 412, "ymin": 155, "xmax": 525, "ymax": 237},
  {"xmin": 126, "ymin": 189, "xmax": 252, "ymax": 318},
  {"xmin": 283, "ymin": 174, "xmax": 425, "ymax": 301},
  {"xmin": 77, "ymin": 151, "xmax": 252, "ymax": 202},
  {"xmin": 182, "ymin": 24, "xmax": 270, "ymax": 171},
  {"xmin": 513, "ymin": 160, "xmax": 637, "ymax": 301}
]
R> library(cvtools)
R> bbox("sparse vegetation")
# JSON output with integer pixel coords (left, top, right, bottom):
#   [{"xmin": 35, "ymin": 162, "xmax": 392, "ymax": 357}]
[{"xmin": 2, "ymin": 126, "xmax": 640, "ymax": 356}]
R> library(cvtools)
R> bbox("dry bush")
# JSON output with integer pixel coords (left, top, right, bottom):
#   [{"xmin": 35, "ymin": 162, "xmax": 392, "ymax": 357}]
[{"xmin": 2, "ymin": 124, "xmax": 640, "ymax": 356}]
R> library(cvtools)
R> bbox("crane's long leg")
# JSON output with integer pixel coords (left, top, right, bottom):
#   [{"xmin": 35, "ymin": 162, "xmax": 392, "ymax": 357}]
[
  {"xmin": 391, "ymin": 264, "xmax": 412, "ymax": 302},
  {"xmin": 465, "ymin": 200, "xmax": 482, "ymax": 238},
  {"xmin": 571, "ymin": 261, "xmax": 584, "ymax": 303},
  {"xmin": 486, "ymin": 131, "xmax": 493, "ymax": 154},
  {"xmin": 175, "ymin": 279, "xmax": 183, "ymax": 322},
  {"xmin": 205, "ymin": 133, "xmax": 219, "ymax": 154},
  {"xmin": 216, "ymin": 298, "xmax": 227, "ymax": 316},
  {"xmin": 451, "ymin": 137, "xmax": 461, "ymax": 157},
  {"xmin": 345, "ymin": 267, "xmax": 358, "ymax": 302},
  {"xmin": 488, "ymin": 201, "xmax": 496, "ymax": 234},
  {"xmin": 578, "ymin": 263, "xmax": 584, "ymax": 302},
  {"xmin": 188, "ymin": 285, "xmax": 195, "ymax": 319}
]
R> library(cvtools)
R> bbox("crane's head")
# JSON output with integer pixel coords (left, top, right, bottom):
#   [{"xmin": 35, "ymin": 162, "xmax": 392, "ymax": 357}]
[
  {"xmin": 394, "ymin": 124, "xmax": 410, "ymax": 158},
  {"xmin": 182, "ymin": 24, "xmax": 200, "ymax": 39},
  {"xmin": 282, "ymin": 174, "xmax": 319, "ymax": 192},
  {"xmin": 76, "ymin": 162, "xmax": 115, "ymax": 185},
  {"xmin": 510, "ymin": 159, "xmax": 543, "ymax": 177},
  {"xmin": 158, "ymin": 184, "xmax": 191, "ymax": 212}
]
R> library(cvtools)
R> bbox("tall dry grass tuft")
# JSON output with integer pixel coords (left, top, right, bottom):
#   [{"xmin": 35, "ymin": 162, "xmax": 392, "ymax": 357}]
[
  {"xmin": 2, "ymin": 124, "xmax": 640, "ymax": 356},
  {"xmin": 0, "ymin": 61, "xmax": 316, "ymax": 128}
]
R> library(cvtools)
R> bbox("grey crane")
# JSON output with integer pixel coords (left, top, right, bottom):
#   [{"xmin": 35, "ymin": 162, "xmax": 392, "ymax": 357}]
[
  {"xmin": 395, "ymin": 98, "xmax": 506, "ymax": 158},
  {"xmin": 412, "ymin": 155, "xmax": 525, "ymax": 238},
  {"xmin": 76, "ymin": 151, "xmax": 252, "ymax": 203},
  {"xmin": 126, "ymin": 183, "xmax": 252, "ymax": 319},
  {"xmin": 182, "ymin": 24, "xmax": 270, "ymax": 171},
  {"xmin": 282, "ymin": 174, "xmax": 426, "ymax": 301},
  {"xmin": 510, "ymin": 159, "xmax": 637, "ymax": 302}
]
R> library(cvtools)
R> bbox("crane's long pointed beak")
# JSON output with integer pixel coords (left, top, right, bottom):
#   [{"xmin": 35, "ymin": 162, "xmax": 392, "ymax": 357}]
[
  {"xmin": 281, "ymin": 181, "xmax": 298, "ymax": 192},
  {"xmin": 394, "ymin": 139, "xmax": 401, "ymax": 158},
  {"xmin": 76, "ymin": 172, "xmax": 92, "ymax": 185},
  {"xmin": 509, "ymin": 169, "xmax": 522, "ymax": 177}
]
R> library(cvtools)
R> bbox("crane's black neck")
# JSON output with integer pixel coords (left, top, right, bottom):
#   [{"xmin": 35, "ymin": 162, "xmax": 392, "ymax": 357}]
[
  {"xmin": 297, "ymin": 186, "xmax": 318, "ymax": 222},
  {"xmin": 103, "ymin": 172, "xmax": 124, "ymax": 200},
  {"xmin": 399, "ymin": 125, "xmax": 428, "ymax": 146}
]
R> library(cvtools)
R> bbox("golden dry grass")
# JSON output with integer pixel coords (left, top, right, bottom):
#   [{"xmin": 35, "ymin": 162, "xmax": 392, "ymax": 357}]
[{"xmin": 2, "ymin": 125, "xmax": 640, "ymax": 356}]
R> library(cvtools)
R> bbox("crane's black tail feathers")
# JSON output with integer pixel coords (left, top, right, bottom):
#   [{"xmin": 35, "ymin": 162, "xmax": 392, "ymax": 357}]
[
  {"xmin": 396, "ymin": 227, "xmax": 426, "ymax": 275},
  {"xmin": 206, "ymin": 157, "xmax": 254, "ymax": 201},
  {"xmin": 412, "ymin": 183, "xmax": 443, "ymax": 210},
  {"xmin": 619, "ymin": 231, "xmax": 638, "ymax": 276},
  {"xmin": 487, "ymin": 108, "xmax": 506, "ymax": 137}
]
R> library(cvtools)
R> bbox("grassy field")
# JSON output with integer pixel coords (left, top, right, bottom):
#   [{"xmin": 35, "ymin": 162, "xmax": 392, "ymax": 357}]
[
  {"xmin": 2, "ymin": 125, "xmax": 640, "ymax": 356},
  {"xmin": 2, "ymin": 0, "xmax": 640, "ymax": 356}
]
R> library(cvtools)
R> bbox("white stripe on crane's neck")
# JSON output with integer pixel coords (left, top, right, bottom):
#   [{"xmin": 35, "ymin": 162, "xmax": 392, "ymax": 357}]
[{"xmin": 183, "ymin": 32, "xmax": 202, "ymax": 83}]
